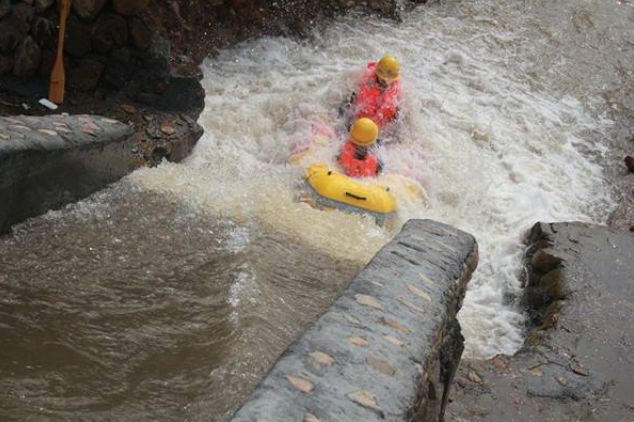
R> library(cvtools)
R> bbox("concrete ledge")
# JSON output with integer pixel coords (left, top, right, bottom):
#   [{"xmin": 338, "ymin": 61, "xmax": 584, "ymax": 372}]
[
  {"xmin": 0, "ymin": 114, "xmax": 135, "ymax": 234},
  {"xmin": 229, "ymin": 219, "xmax": 478, "ymax": 422},
  {"xmin": 447, "ymin": 222, "xmax": 634, "ymax": 422}
]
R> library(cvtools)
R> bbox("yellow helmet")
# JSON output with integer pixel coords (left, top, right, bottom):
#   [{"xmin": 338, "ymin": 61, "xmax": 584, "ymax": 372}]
[
  {"xmin": 375, "ymin": 54, "xmax": 400, "ymax": 82},
  {"xmin": 349, "ymin": 118, "xmax": 379, "ymax": 147}
]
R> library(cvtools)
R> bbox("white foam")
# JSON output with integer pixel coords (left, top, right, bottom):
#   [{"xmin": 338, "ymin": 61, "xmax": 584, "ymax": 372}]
[{"xmin": 131, "ymin": 1, "xmax": 614, "ymax": 357}]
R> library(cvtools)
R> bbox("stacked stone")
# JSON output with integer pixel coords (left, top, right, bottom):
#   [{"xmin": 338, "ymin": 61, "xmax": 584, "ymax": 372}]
[
  {"xmin": 0, "ymin": 0, "xmax": 407, "ymax": 101},
  {"xmin": 0, "ymin": 0, "xmax": 169, "ymax": 100}
]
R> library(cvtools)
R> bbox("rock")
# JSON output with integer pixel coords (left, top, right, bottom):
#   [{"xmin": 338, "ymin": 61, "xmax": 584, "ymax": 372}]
[
  {"xmin": 65, "ymin": 17, "xmax": 92, "ymax": 57},
  {"xmin": 103, "ymin": 58, "xmax": 130, "ymax": 89},
  {"xmin": 13, "ymin": 36, "xmax": 41, "ymax": 77},
  {"xmin": 382, "ymin": 316, "xmax": 409, "ymax": 332},
  {"xmin": 348, "ymin": 390, "xmax": 382, "ymax": 415},
  {"xmin": 11, "ymin": 2, "xmax": 34, "ymax": 33},
  {"xmin": 285, "ymin": 375, "xmax": 314, "ymax": 393},
  {"xmin": 448, "ymin": 222, "xmax": 634, "ymax": 421},
  {"xmin": 467, "ymin": 370, "xmax": 483, "ymax": 384},
  {"xmin": 160, "ymin": 123, "xmax": 175, "ymax": 135},
  {"xmin": 530, "ymin": 249, "xmax": 563, "ymax": 274},
  {"xmin": 347, "ymin": 336, "xmax": 370, "ymax": 347},
  {"xmin": 355, "ymin": 294, "xmax": 382, "ymax": 309},
  {"xmin": 157, "ymin": 76, "xmax": 205, "ymax": 117},
  {"xmin": 0, "ymin": 0, "xmax": 10, "ymax": 19},
  {"xmin": 121, "ymin": 104, "xmax": 136, "ymax": 114},
  {"xmin": 0, "ymin": 54, "xmax": 12, "ymax": 77},
  {"xmin": 148, "ymin": 33, "xmax": 171, "ymax": 60},
  {"xmin": 366, "ymin": 356, "xmax": 396, "ymax": 376},
  {"xmin": 406, "ymin": 283, "xmax": 432, "ymax": 301},
  {"xmin": 34, "ymin": 0, "xmax": 54, "ymax": 12},
  {"xmin": 303, "ymin": 414, "xmax": 320, "ymax": 422},
  {"xmin": 92, "ymin": 13, "xmax": 129, "ymax": 54},
  {"xmin": 383, "ymin": 334, "xmax": 404, "ymax": 347},
  {"xmin": 0, "ymin": 20, "xmax": 25, "ymax": 55},
  {"xmin": 72, "ymin": 0, "xmax": 107, "ymax": 21},
  {"xmin": 625, "ymin": 156, "xmax": 634, "ymax": 173},
  {"xmin": 129, "ymin": 18, "xmax": 152, "ymax": 50},
  {"xmin": 31, "ymin": 16, "xmax": 54, "ymax": 48},
  {"xmin": 159, "ymin": 116, "xmax": 203, "ymax": 163},
  {"xmin": 37, "ymin": 49, "xmax": 54, "ymax": 78},
  {"xmin": 308, "ymin": 351, "xmax": 334, "ymax": 366},
  {"xmin": 112, "ymin": 0, "xmax": 149, "ymax": 16},
  {"xmin": 67, "ymin": 58, "xmax": 103, "ymax": 91}
]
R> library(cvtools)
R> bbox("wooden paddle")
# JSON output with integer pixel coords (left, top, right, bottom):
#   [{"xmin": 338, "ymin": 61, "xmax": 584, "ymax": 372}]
[{"xmin": 48, "ymin": 0, "xmax": 71, "ymax": 104}]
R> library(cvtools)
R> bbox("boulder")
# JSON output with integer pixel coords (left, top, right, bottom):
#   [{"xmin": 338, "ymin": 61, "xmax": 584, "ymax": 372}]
[
  {"xmin": 68, "ymin": 58, "xmax": 103, "ymax": 91},
  {"xmin": 72, "ymin": 0, "xmax": 107, "ymax": 21},
  {"xmin": 129, "ymin": 18, "xmax": 152, "ymax": 50},
  {"xmin": 0, "ymin": 20, "xmax": 24, "ymax": 55},
  {"xmin": 0, "ymin": 55, "xmax": 12, "ymax": 77},
  {"xmin": 0, "ymin": 0, "xmax": 10, "ymax": 19},
  {"xmin": 103, "ymin": 47, "xmax": 134, "ymax": 89},
  {"xmin": 34, "ymin": 0, "xmax": 54, "ymax": 12},
  {"xmin": 13, "ymin": 35, "xmax": 41, "ymax": 78},
  {"xmin": 65, "ymin": 17, "xmax": 92, "ymax": 57},
  {"xmin": 10, "ymin": 2, "xmax": 34, "ymax": 33},
  {"xmin": 112, "ymin": 0, "xmax": 149, "ymax": 16},
  {"xmin": 31, "ymin": 16, "xmax": 55, "ymax": 48},
  {"xmin": 92, "ymin": 13, "xmax": 128, "ymax": 54},
  {"xmin": 38, "ymin": 49, "xmax": 55, "ymax": 78}
]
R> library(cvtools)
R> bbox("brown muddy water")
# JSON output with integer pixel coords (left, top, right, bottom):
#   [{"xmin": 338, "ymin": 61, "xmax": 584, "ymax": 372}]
[
  {"xmin": 1, "ymin": 0, "xmax": 633, "ymax": 420},
  {"xmin": 0, "ymin": 187, "xmax": 359, "ymax": 421}
]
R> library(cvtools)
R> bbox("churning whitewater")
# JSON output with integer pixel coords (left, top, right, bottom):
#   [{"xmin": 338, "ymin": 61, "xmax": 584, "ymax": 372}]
[{"xmin": 132, "ymin": 0, "xmax": 614, "ymax": 357}]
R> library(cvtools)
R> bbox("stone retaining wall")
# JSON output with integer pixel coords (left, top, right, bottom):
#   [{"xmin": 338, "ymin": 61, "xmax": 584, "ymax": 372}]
[
  {"xmin": 0, "ymin": 114, "xmax": 134, "ymax": 234},
  {"xmin": 0, "ymin": 0, "xmax": 419, "ymax": 105},
  {"xmin": 228, "ymin": 219, "xmax": 478, "ymax": 422}
]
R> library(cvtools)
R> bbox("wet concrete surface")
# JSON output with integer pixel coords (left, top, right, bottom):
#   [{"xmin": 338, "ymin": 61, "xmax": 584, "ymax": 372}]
[{"xmin": 447, "ymin": 222, "xmax": 634, "ymax": 422}]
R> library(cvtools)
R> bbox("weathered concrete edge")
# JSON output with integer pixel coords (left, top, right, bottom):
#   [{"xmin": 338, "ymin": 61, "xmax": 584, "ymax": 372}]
[
  {"xmin": 0, "ymin": 115, "xmax": 135, "ymax": 235},
  {"xmin": 228, "ymin": 219, "xmax": 478, "ymax": 422}
]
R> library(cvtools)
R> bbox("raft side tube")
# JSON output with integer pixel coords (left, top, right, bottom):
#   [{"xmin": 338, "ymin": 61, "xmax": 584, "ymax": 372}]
[{"xmin": 302, "ymin": 164, "xmax": 397, "ymax": 226}]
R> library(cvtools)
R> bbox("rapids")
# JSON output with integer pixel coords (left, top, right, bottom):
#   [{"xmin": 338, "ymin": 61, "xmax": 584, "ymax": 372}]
[
  {"xmin": 2, "ymin": 0, "xmax": 632, "ymax": 420},
  {"xmin": 133, "ymin": 0, "xmax": 618, "ymax": 357}
]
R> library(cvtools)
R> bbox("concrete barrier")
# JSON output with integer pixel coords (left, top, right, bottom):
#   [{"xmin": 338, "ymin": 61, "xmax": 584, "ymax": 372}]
[
  {"xmin": 0, "ymin": 114, "xmax": 134, "ymax": 235},
  {"xmin": 228, "ymin": 219, "xmax": 478, "ymax": 422}
]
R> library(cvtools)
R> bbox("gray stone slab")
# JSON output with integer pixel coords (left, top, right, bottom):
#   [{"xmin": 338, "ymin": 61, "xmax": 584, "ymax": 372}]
[
  {"xmin": 0, "ymin": 114, "xmax": 134, "ymax": 234},
  {"xmin": 228, "ymin": 219, "xmax": 478, "ymax": 422},
  {"xmin": 448, "ymin": 222, "xmax": 634, "ymax": 422}
]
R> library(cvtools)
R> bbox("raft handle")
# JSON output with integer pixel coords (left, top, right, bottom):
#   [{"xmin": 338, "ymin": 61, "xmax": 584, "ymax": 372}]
[{"xmin": 345, "ymin": 192, "xmax": 367, "ymax": 201}]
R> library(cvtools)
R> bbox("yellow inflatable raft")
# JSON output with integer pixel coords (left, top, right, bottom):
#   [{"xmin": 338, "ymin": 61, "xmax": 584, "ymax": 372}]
[{"xmin": 300, "ymin": 164, "xmax": 397, "ymax": 227}]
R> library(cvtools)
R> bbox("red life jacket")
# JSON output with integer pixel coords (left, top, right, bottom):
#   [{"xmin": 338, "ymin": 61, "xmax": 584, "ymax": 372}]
[
  {"xmin": 353, "ymin": 61, "xmax": 401, "ymax": 128},
  {"xmin": 338, "ymin": 141, "xmax": 379, "ymax": 178}
]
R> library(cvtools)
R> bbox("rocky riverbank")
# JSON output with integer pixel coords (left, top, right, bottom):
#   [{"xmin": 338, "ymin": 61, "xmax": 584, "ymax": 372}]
[{"xmin": 446, "ymin": 222, "xmax": 634, "ymax": 421}]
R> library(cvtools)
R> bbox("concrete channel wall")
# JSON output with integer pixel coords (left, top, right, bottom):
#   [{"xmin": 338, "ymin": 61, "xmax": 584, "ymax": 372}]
[
  {"xmin": 0, "ymin": 114, "xmax": 134, "ymax": 235},
  {"xmin": 228, "ymin": 219, "xmax": 478, "ymax": 422}
]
